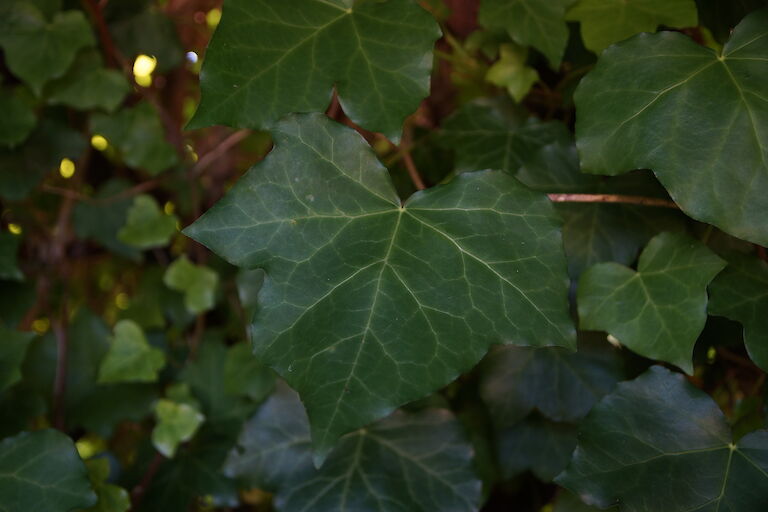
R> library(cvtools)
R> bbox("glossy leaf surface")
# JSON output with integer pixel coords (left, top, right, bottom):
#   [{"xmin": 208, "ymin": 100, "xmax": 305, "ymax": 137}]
[
  {"xmin": 185, "ymin": 113, "xmax": 574, "ymax": 458},
  {"xmin": 190, "ymin": 0, "xmax": 441, "ymax": 141}
]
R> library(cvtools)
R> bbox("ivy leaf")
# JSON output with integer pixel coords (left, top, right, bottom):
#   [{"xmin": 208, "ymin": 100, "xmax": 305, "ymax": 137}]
[
  {"xmin": 118, "ymin": 195, "xmax": 178, "ymax": 249},
  {"xmin": 0, "ymin": 89, "xmax": 36, "ymax": 148},
  {"xmin": 480, "ymin": 344, "xmax": 622, "ymax": 425},
  {"xmin": 566, "ymin": 0, "xmax": 698, "ymax": 52},
  {"xmin": 0, "ymin": 326, "xmax": 34, "ymax": 393},
  {"xmin": 478, "ymin": 0, "xmax": 571, "ymax": 68},
  {"xmin": 556, "ymin": 366, "xmax": 768, "ymax": 512},
  {"xmin": 485, "ymin": 44, "xmax": 539, "ymax": 102},
  {"xmin": 189, "ymin": 0, "xmax": 441, "ymax": 141},
  {"xmin": 91, "ymin": 103, "xmax": 179, "ymax": 175},
  {"xmin": 184, "ymin": 113, "xmax": 575, "ymax": 459},
  {"xmin": 97, "ymin": 319, "xmax": 165, "ymax": 383},
  {"xmin": 70, "ymin": 384, "xmax": 158, "ymax": 437},
  {"xmin": 0, "ymin": 429, "xmax": 97, "ymax": 511},
  {"xmin": 0, "ymin": 2, "xmax": 95, "ymax": 94},
  {"xmin": 163, "ymin": 255, "xmax": 219, "ymax": 314},
  {"xmin": 46, "ymin": 50, "xmax": 129, "ymax": 112},
  {"xmin": 553, "ymin": 490, "xmax": 610, "ymax": 512},
  {"xmin": 223, "ymin": 342, "xmax": 275, "ymax": 403},
  {"xmin": 152, "ymin": 399, "xmax": 205, "ymax": 458},
  {"xmin": 708, "ymin": 254, "xmax": 768, "ymax": 372},
  {"xmin": 224, "ymin": 384, "xmax": 482, "ymax": 511},
  {"xmin": 573, "ymin": 8, "xmax": 768, "ymax": 245},
  {"xmin": 80, "ymin": 458, "xmax": 130, "ymax": 512},
  {"xmin": 496, "ymin": 416, "xmax": 577, "ymax": 481},
  {"xmin": 0, "ymin": 232, "xmax": 24, "ymax": 281},
  {"xmin": 578, "ymin": 232, "xmax": 725, "ymax": 373}
]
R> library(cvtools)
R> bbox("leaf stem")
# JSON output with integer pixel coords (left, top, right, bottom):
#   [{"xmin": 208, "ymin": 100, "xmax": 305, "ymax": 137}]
[
  {"xmin": 400, "ymin": 123, "xmax": 426, "ymax": 191},
  {"xmin": 547, "ymin": 193, "xmax": 679, "ymax": 209}
]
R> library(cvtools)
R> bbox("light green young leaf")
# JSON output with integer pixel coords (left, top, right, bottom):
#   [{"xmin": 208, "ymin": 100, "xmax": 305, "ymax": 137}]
[
  {"xmin": 566, "ymin": 0, "xmax": 698, "ymax": 52},
  {"xmin": 578, "ymin": 232, "xmax": 725, "ymax": 373},
  {"xmin": 479, "ymin": 0, "xmax": 572, "ymax": 68},
  {"xmin": 151, "ymin": 398, "xmax": 205, "ymax": 458},
  {"xmin": 0, "ymin": 3, "xmax": 95, "ymax": 94},
  {"xmin": 184, "ymin": 113, "xmax": 575, "ymax": 460},
  {"xmin": 485, "ymin": 44, "xmax": 539, "ymax": 102},
  {"xmin": 573, "ymin": 8, "xmax": 768, "ymax": 245},
  {"xmin": 0, "ymin": 326, "xmax": 34, "ymax": 392},
  {"xmin": 118, "ymin": 195, "xmax": 178, "ymax": 249},
  {"xmin": 189, "ymin": 0, "xmax": 441, "ymax": 141},
  {"xmin": 0, "ymin": 232, "xmax": 24, "ymax": 281},
  {"xmin": 0, "ymin": 429, "xmax": 97, "ymax": 512},
  {"xmin": 556, "ymin": 366, "xmax": 768, "ymax": 512},
  {"xmin": 97, "ymin": 320, "xmax": 165, "ymax": 383},
  {"xmin": 224, "ymin": 384, "xmax": 482, "ymax": 511},
  {"xmin": 163, "ymin": 255, "xmax": 219, "ymax": 314},
  {"xmin": 91, "ymin": 102, "xmax": 178, "ymax": 175},
  {"xmin": 0, "ymin": 89, "xmax": 36, "ymax": 148},
  {"xmin": 80, "ymin": 458, "xmax": 130, "ymax": 512},
  {"xmin": 708, "ymin": 254, "xmax": 768, "ymax": 372}
]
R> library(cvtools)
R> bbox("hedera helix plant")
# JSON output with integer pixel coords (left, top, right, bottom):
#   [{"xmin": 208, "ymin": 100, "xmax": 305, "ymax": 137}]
[{"xmin": 0, "ymin": 0, "xmax": 767, "ymax": 510}]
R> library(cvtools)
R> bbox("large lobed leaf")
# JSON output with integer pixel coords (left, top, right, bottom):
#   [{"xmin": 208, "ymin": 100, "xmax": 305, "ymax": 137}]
[
  {"xmin": 190, "ymin": 0, "xmax": 440, "ymax": 141},
  {"xmin": 224, "ymin": 384, "xmax": 481, "ymax": 511},
  {"xmin": 185, "ymin": 113, "xmax": 574, "ymax": 460},
  {"xmin": 557, "ymin": 366, "xmax": 768, "ymax": 512},
  {"xmin": 573, "ymin": 8, "xmax": 768, "ymax": 245}
]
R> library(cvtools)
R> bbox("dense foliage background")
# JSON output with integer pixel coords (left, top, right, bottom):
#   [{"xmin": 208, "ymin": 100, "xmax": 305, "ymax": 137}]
[{"xmin": 1, "ymin": 0, "xmax": 767, "ymax": 511}]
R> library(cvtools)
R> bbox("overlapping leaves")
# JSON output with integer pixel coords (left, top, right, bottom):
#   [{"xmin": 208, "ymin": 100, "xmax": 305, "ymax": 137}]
[{"xmin": 186, "ymin": 113, "xmax": 574, "ymax": 459}]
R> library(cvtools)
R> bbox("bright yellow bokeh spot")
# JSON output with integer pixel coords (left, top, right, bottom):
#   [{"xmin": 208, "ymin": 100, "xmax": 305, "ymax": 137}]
[
  {"xmin": 115, "ymin": 292, "xmax": 130, "ymax": 310},
  {"xmin": 91, "ymin": 134, "xmax": 109, "ymax": 151},
  {"xmin": 59, "ymin": 158, "xmax": 75, "ymax": 179},
  {"xmin": 133, "ymin": 54, "xmax": 157, "ymax": 77},
  {"xmin": 164, "ymin": 201, "xmax": 176, "ymax": 215},
  {"xmin": 186, "ymin": 144, "xmax": 199, "ymax": 162},
  {"xmin": 206, "ymin": 8, "xmax": 222, "ymax": 28},
  {"xmin": 135, "ymin": 74, "xmax": 153, "ymax": 87},
  {"xmin": 8, "ymin": 223, "xmax": 22, "ymax": 235},
  {"xmin": 76, "ymin": 435, "xmax": 106, "ymax": 459},
  {"xmin": 32, "ymin": 318, "xmax": 50, "ymax": 334}
]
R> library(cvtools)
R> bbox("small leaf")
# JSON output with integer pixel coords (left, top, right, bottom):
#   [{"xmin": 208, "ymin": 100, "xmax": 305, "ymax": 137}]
[
  {"xmin": 0, "ymin": 326, "xmax": 34, "ymax": 392},
  {"xmin": 184, "ymin": 113, "xmax": 575, "ymax": 459},
  {"xmin": 485, "ymin": 44, "xmax": 539, "ymax": 102},
  {"xmin": 566, "ymin": 0, "xmax": 698, "ymax": 52},
  {"xmin": 224, "ymin": 384, "xmax": 482, "ymax": 511},
  {"xmin": 0, "ymin": 429, "xmax": 97, "ymax": 512},
  {"xmin": 97, "ymin": 319, "xmax": 165, "ymax": 383},
  {"xmin": 0, "ymin": 3, "xmax": 95, "ymax": 94},
  {"xmin": 152, "ymin": 398, "xmax": 205, "ymax": 458},
  {"xmin": 578, "ymin": 232, "xmax": 725, "ymax": 373},
  {"xmin": 480, "ymin": 344, "xmax": 623, "ymax": 425},
  {"xmin": 573, "ymin": 8, "xmax": 768, "ymax": 244},
  {"xmin": 556, "ymin": 366, "xmax": 768, "ymax": 512},
  {"xmin": 163, "ymin": 255, "xmax": 219, "ymax": 314},
  {"xmin": 80, "ymin": 458, "xmax": 130, "ymax": 512},
  {"xmin": 189, "ymin": 0, "xmax": 441, "ymax": 141},
  {"xmin": 479, "ymin": 0, "xmax": 571, "ymax": 67},
  {"xmin": 90, "ymin": 102, "xmax": 179, "ymax": 175},
  {"xmin": 46, "ymin": 50, "xmax": 129, "ymax": 112},
  {"xmin": 708, "ymin": 253, "xmax": 768, "ymax": 372},
  {"xmin": 118, "ymin": 195, "xmax": 178, "ymax": 249},
  {"xmin": 0, "ymin": 89, "xmax": 36, "ymax": 148}
]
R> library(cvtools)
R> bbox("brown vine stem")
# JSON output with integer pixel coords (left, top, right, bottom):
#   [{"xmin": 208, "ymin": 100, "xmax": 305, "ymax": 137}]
[
  {"xmin": 547, "ymin": 193, "xmax": 679, "ymax": 209},
  {"xmin": 51, "ymin": 310, "xmax": 69, "ymax": 430},
  {"xmin": 130, "ymin": 452, "xmax": 166, "ymax": 509},
  {"xmin": 191, "ymin": 129, "xmax": 251, "ymax": 177},
  {"xmin": 400, "ymin": 123, "xmax": 426, "ymax": 191}
]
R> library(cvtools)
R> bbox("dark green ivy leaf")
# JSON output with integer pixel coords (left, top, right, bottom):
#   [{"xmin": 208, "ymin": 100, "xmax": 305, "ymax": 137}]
[
  {"xmin": 118, "ymin": 195, "xmax": 178, "ymax": 249},
  {"xmin": 578, "ymin": 232, "xmax": 725, "ymax": 373},
  {"xmin": 0, "ymin": 429, "xmax": 97, "ymax": 511},
  {"xmin": 185, "ymin": 113, "xmax": 575, "ymax": 460},
  {"xmin": 0, "ymin": 326, "xmax": 34, "ymax": 393},
  {"xmin": 708, "ymin": 253, "xmax": 768, "ymax": 372},
  {"xmin": 478, "ymin": 0, "xmax": 572, "ymax": 68},
  {"xmin": 0, "ymin": 232, "xmax": 24, "ymax": 281},
  {"xmin": 556, "ymin": 366, "xmax": 768, "ymax": 512},
  {"xmin": 0, "ymin": 2, "xmax": 95, "ymax": 94},
  {"xmin": 496, "ymin": 416, "xmax": 577, "ymax": 481},
  {"xmin": 224, "ymin": 384, "xmax": 482, "ymax": 511},
  {"xmin": 91, "ymin": 102, "xmax": 179, "ymax": 175},
  {"xmin": 0, "ymin": 89, "xmax": 36, "ymax": 148},
  {"xmin": 189, "ymin": 0, "xmax": 441, "ymax": 141},
  {"xmin": 573, "ymin": 8, "xmax": 768, "ymax": 245},
  {"xmin": 46, "ymin": 50, "xmax": 129, "ymax": 112}
]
